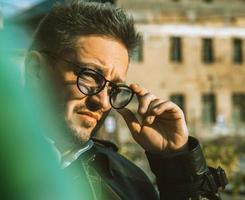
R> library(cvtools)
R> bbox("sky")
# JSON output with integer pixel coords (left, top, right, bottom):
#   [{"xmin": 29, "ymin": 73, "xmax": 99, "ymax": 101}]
[{"xmin": 0, "ymin": 0, "xmax": 44, "ymax": 17}]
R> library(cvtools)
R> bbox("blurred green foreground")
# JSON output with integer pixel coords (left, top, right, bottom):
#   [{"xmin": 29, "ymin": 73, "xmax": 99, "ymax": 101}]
[{"xmin": 0, "ymin": 21, "xmax": 89, "ymax": 200}]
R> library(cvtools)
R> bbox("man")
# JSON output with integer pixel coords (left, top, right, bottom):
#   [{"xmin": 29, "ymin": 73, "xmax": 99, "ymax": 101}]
[{"xmin": 25, "ymin": 1, "xmax": 227, "ymax": 199}]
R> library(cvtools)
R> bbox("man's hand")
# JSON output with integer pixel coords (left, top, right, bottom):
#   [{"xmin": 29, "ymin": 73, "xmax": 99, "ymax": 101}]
[{"xmin": 118, "ymin": 84, "xmax": 189, "ymax": 154}]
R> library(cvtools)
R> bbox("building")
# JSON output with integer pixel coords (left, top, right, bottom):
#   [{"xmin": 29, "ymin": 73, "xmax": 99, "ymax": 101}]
[
  {"xmin": 111, "ymin": 0, "xmax": 245, "ymax": 140},
  {"xmin": 9, "ymin": 0, "xmax": 245, "ymax": 142}
]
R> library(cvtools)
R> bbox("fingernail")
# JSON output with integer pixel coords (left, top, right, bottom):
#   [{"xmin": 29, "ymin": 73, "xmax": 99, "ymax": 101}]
[
  {"xmin": 153, "ymin": 107, "xmax": 159, "ymax": 113},
  {"xmin": 133, "ymin": 84, "xmax": 140, "ymax": 89},
  {"xmin": 139, "ymin": 108, "xmax": 146, "ymax": 115},
  {"xmin": 146, "ymin": 116, "xmax": 154, "ymax": 124}
]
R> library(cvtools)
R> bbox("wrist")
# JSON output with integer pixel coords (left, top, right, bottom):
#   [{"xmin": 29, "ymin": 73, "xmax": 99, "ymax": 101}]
[
  {"xmin": 162, "ymin": 140, "xmax": 189, "ymax": 157},
  {"xmin": 146, "ymin": 136, "xmax": 208, "ymax": 180}
]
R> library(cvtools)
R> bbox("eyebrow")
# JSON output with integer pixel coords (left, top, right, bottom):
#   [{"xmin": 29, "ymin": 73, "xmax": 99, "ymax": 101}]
[
  {"xmin": 70, "ymin": 61, "xmax": 125, "ymax": 84},
  {"xmin": 40, "ymin": 51, "xmax": 126, "ymax": 84}
]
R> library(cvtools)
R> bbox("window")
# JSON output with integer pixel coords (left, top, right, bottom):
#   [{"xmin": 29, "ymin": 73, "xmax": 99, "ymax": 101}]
[
  {"xmin": 232, "ymin": 93, "xmax": 245, "ymax": 124},
  {"xmin": 202, "ymin": 94, "xmax": 216, "ymax": 124},
  {"xmin": 131, "ymin": 35, "xmax": 143, "ymax": 62},
  {"xmin": 170, "ymin": 36, "xmax": 182, "ymax": 63},
  {"xmin": 202, "ymin": 38, "xmax": 214, "ymax": 64},
  {"xmin": 233, "ymin": 38, "xmax": 243, "ymax": 64},
  {"xmin": 170, "ymin": 94, "xmax": 185, "ymax": 113},
  {"xmin": 99, "ymin": 0, "xmax": 116, "ymax": 4}
]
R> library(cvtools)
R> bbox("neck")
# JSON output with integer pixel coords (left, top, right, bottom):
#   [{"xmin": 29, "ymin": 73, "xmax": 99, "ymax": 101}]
[{"xmin": 46, "ymin": 122, "xmax": 85, "ymax": 156}]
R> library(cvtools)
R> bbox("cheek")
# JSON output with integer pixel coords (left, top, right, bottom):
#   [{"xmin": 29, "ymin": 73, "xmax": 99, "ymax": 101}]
[
  {"xmin": 65, "ymin": 100, "xmax": 81, "ymax": 122},
  {"xmin": 62, "ymin": 84, "xmax": 88, "ymax": 121},
  {"xmin": 64, "ymin": 84, "xmax": 86, "ymax": 100}
]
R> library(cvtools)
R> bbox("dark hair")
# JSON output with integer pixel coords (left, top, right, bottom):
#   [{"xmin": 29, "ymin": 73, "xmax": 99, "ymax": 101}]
[{"xmin": 30, "ymin": 1, "xmax": 140, "ymax": 57}]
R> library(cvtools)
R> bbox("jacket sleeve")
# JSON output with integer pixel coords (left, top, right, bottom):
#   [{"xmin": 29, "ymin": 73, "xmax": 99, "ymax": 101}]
[{"xmin": 146, "ymin": 136, "xmax": 228, "ymax": 200}]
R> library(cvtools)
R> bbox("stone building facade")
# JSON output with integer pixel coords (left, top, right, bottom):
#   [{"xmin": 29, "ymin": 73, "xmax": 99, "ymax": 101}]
[
  {"xmin": 7, "ymin": 0, "xmax": 245, "ymax": 142},
  {"xmin": 105, "ymin": 0, "xmax": 245, "ymax": 141}
]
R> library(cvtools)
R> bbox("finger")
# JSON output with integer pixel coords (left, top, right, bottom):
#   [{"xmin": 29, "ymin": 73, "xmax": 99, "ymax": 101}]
[
  {"xmin": 150, "ymin": 100, "xmax": 184, "ymax": 119},
  {"xmin": 117, "ymin": 108, "xmax": 141, "ymax": 138},
  {"xmin": 146, "ymin": 98, "xmax": 163, "ymax": 114},
  {"xmin": 144, "ymin": 115, "xmax": 156, "ymax": 125},
  {"xmin": 137, "ymin": 93, "xmax": 157, "ymax": 115},
  {"xmin": 144, "ymin": 100, "xmax": 183, "ymax": 124},
  {"xmin": 130, "ymin": 84, "xmax": 148, "ymax": 96},
  {"xmin": 143, "ymin": 98, "xmax": 163, "ymax": 125},
  {"xmin": 129, "ymin": 84, "xmax": 156, "ymax": 115}
]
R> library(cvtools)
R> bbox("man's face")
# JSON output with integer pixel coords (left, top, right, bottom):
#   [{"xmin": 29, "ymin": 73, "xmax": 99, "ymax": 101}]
[{"xmin": 52, "ymin": 36, "xmax": 129, "ymax": 143}]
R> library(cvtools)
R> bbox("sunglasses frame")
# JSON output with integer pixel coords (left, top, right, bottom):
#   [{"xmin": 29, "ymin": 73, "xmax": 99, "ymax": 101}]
[{"xmin": 76, "ymin": 68, "xmax": 134, "ymax": 109}]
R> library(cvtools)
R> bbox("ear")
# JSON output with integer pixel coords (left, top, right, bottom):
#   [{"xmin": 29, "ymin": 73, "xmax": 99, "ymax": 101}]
[{"xmin": 25, "ymin": 50, "xmax": 43, "ymax": 80}]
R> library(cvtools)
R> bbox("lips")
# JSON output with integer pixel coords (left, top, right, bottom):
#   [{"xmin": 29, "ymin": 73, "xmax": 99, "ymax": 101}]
[{"xmin": 76, "ymin": 111, "xmax": 100, "ymax": 121}]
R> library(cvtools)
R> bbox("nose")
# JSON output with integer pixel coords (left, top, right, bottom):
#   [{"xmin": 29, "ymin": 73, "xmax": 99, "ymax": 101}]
[{"xmin": 86, "ymin": 87, "xmax": 111, "ymax": 112}]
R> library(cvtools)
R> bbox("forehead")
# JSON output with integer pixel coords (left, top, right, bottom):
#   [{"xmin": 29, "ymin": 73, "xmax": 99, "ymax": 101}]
[{"xmin": 70, "ymin": 36, "xmax": 129, "ymax": 82}]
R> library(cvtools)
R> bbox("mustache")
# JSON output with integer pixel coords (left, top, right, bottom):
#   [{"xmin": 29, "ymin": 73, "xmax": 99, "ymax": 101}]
[{"xmin": 74, "ymin": 105, "xmax": 103, "ymax": 117}]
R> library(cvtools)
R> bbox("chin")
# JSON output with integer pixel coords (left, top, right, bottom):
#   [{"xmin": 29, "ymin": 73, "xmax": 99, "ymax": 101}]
[
  {"xmin": 65, "ymin": 113, "xmax": 97, "ymax": 143},
  {"xmin": 75, "ymin": 131, "xmax": 91, "ymax": 143},
  {"xmin": 69, "ymin": 121, "xmax": 95, "ymax": 144},
  {"xmin": 70, "ymin": 125, "xmax": 92, "ymax": 143}
]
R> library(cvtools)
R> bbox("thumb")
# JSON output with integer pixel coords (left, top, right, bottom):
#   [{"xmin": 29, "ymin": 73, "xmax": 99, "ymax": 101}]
[{"xmin": 117, "ymin": 108, "xmax": 141, "ymax": 137}]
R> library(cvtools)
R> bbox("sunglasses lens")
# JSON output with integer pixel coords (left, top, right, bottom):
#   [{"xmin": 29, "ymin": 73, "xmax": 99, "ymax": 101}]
[
  {"xmin": 110, "ymin": 86, "xmax": 133, "ymax": 109},
  {"xmin": 77, "ymin": 69, "xmax": 104, "ymax": 95},
  {"xmin": 77, "ymin": 69, "xmax": 133, "ymax": 109}
]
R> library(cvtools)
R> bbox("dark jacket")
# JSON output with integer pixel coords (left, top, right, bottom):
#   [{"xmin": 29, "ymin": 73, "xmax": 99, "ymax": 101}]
[{"xmin": 66, "ymin": 136, "xmax": 227, "ymax": 200}]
